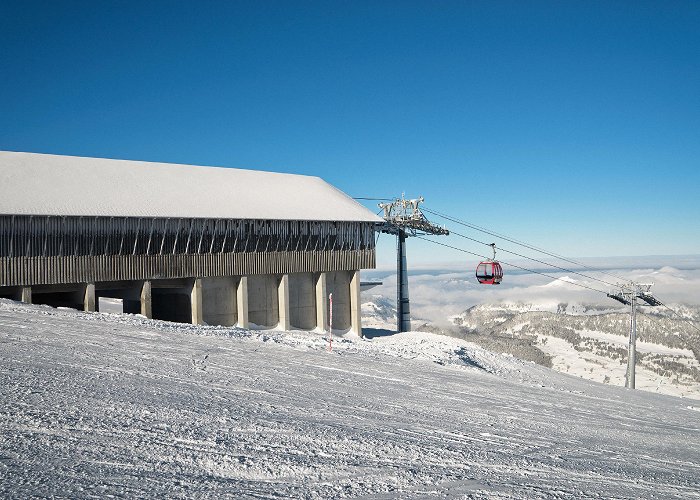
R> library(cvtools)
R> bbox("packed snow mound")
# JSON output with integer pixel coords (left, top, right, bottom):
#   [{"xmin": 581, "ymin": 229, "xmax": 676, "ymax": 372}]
[{"xmin": 0, "ymin": 300, "xmax": 532, "ymax": 383}]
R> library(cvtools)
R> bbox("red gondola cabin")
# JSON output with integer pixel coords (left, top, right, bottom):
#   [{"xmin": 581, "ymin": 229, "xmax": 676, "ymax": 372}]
[{"xmin": 476, "ymin": 261, "xmax": 503, "ymax": 285}]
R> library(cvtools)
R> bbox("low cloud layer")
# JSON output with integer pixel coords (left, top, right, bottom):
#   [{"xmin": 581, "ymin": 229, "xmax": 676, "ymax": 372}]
[{"xmin": 363, "ymin": 256, "xmax": 700, "ymax": 325}]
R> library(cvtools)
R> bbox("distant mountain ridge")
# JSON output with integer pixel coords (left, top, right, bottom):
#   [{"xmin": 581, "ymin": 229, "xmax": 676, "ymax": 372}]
[{"xmin": 448, "ymin": 302, "xmax": 700, "ymax": 398}]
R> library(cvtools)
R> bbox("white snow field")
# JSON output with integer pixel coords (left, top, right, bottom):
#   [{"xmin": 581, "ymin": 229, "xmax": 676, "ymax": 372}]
[{"xmin": 1, "ymin": 300, "xmax": 699, "ymax": 499}]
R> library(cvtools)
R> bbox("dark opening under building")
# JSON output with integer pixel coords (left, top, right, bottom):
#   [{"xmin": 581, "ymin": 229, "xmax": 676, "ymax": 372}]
[{"xmin": 0, "ymin": 151, "xmax": 382, "ymax": 335}]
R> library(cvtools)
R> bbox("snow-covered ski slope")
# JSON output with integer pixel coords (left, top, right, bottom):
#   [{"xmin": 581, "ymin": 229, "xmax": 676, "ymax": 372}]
[{"xmin": 1, "ymin": 300, "xmax": 699, "ymax": 499}]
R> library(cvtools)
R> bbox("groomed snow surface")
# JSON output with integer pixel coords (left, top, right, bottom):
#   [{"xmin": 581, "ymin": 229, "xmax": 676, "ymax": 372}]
[{"xmin": 1, "ymin": 300, "xmax": 699, "ymax": 499}]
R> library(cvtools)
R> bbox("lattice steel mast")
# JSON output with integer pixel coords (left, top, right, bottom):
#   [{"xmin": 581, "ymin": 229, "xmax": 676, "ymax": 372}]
[{"xmin": 376, "ymin": 195, "xmax": 449, "ymax": 332}]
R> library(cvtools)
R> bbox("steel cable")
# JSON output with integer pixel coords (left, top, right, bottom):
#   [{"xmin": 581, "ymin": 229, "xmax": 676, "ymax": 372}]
[
  {"xmin": 415, "ymin": 235, "xmax": 609, "ymax": 294},
  {"xmin": 422, "ymin": 206, "xmax": 633, "ymax": 285}
]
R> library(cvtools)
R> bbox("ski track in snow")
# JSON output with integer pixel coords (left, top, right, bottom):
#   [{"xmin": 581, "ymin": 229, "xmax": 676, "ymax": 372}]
[{"xmin": 1, "ymin": 300, "xmax": 699, "ymax": 499}]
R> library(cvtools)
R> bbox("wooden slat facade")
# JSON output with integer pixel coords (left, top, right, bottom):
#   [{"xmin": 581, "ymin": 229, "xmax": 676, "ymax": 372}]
[{"xmin": 0, "ymin": 216, "xmax": 376, "ymax": 287}]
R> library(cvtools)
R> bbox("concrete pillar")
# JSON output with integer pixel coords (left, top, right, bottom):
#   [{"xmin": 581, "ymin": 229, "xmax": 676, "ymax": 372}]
[
  {"xmin": 84, "ymin": 283, "xmax": 96, "ymax": 312},
  {"xmin": 326, "ymin": 271, "xmax": 352, "ymax": 331},
  {"xmin": 191, "ymin": 278, "xmax": 203, "ymax": 325},
  {"xmin": 248, "ymin": 275, "xmax": 279, "ymax": 327},
  {"xmin": 140, "ymin": 280, "xmax": 152, "ymax": 319},
  {"xmin": 350, "ymin": 270, "xmax": 362, "ymax": 337},
  {"xmin": 200, "ymin": 277, "xmax": 238, "ymax": 327},
  {"xmin": 237, "ymin": 276, "xmax": 249, "ymax": 329},
  {"xmin": 315, "ymin": 272, "xmax": 328, "ymax": 331},
  {"xmin": 20, "ymin": 286, "xmax": 32, "ymax": 304},
  {"xmin": 278, "ymin": 274, "xmax": 290, "ymax": 331},
  {"xmin": 289, "ymin": 273, "xmax": 316, "ymax": 330}
]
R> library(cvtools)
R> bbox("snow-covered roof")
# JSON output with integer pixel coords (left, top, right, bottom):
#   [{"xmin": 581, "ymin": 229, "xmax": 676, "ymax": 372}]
[{"xmin": 0, "ymin": 151, "xmax": 383, "ymax": 222}]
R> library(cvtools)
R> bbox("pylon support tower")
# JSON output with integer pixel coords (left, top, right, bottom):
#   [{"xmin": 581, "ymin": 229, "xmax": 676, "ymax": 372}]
[
  {"xmin": 397, "ymin": 229, "xmax": 410, "ymax": 332},
  {"xmin": 607, "ymin": 282, "xmax": 660, "ymax": 389},
  {"xmin": 377, "ymin": 195, "xmax": 449, "ymax": 332}
]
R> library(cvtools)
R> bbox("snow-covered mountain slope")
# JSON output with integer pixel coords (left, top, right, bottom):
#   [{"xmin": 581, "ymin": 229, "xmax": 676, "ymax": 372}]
[
  {"xmin": 362, "ymin": 285, "xmax": 700, "ymax": 400},
  {"xmin": 1, "ymin": 300, "xmax": 699, "ymax": 498},
  {"xmin": 361, "ymin": 293, "xmax": 397, "ymax": 329},
  {"xmin": 449, "ymin": 302, "xmax": 700, "ymax": 399}
]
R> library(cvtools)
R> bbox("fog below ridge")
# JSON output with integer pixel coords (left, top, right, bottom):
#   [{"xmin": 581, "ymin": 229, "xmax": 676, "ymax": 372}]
[{"xmin": 362, "ymin": 257, "xmax": 700, "ymax": 326}]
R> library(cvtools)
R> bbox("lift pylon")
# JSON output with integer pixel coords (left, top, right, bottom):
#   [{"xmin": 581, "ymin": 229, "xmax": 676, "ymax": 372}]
[
  {"xmin": 377, "ymin": 195, "xmax": 449, "ymax": 333},
  {"xmin": 607, "ymin": 282, "xmax": 660, "ymax": 389}
]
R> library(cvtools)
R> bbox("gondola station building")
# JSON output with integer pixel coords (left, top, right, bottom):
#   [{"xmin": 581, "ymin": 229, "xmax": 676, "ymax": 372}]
[{"xmin": 0, "ymin": 151, "xmax": 382, "ymax": 335}]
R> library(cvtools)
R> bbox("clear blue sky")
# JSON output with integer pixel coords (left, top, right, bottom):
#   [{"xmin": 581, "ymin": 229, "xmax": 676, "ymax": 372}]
[{"xmin": 1, "ymin": 1, "xmax": 698, "ymax": 265}]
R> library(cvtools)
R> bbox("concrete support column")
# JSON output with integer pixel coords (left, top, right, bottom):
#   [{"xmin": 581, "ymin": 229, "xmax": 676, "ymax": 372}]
[
  {"xmin": 191, "ymin": 278, "xmax": 203, "ymax": 325},
  {"xmin": 140, "ymin": 280, "xmax": 152, "ymax": 319},
  {"xmin": 236, "ymin": 276, "xmax": 249, "ymax": 329},
  {"xmin": 278, "ymin": 274, "xmax": 290, "ymax": 331},
  {"xmin": 84, "ymin": 283, "xmax": 96, "ymax": 312},
  {"xmin": 20, "ymin": 286, "xmax": 32, "ymax": 304},
  {"xmin": 315, "ymin": 272, "xmax": 328, "ymax": 331},
  {"xmin": 350, "ymin": 270, "xmax": 362, "ymax": 337}
]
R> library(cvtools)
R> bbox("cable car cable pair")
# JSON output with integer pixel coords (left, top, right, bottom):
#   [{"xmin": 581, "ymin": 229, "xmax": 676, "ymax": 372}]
[
  {"xmin": 448, "ymin": 227, "xmax": 618, "ymax": 288},
  {"xmin": 414, "ymin": 235, "xmax": 607, "ymax": 294},
  {"xmin": 421, "ymin": 206, "xmax": 631, "ymax": 285},
  {"xmin": 414, "ymin": 211, "xmax": 700, "ymax": 333}
]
